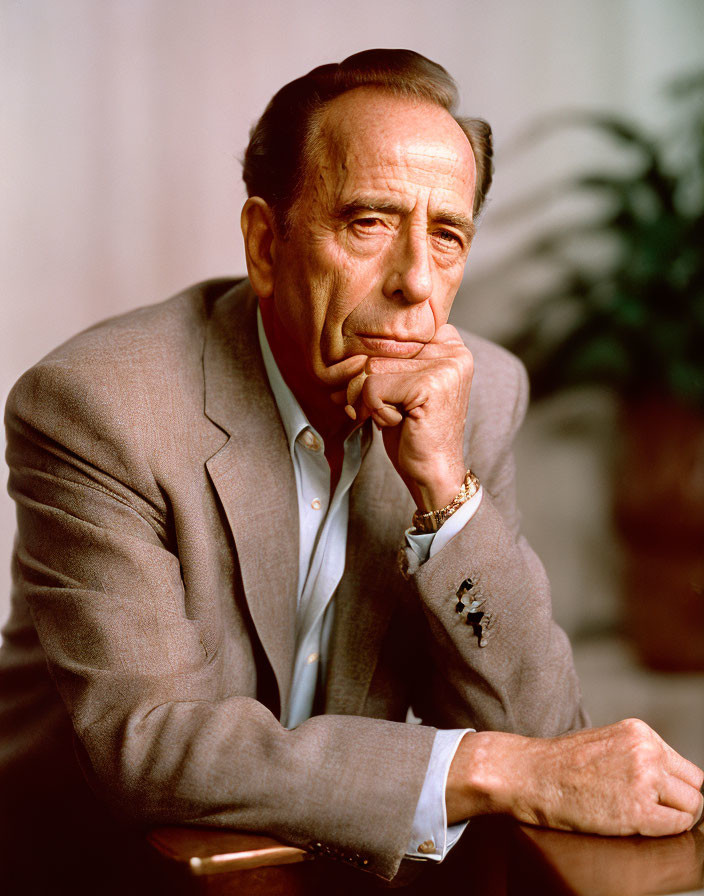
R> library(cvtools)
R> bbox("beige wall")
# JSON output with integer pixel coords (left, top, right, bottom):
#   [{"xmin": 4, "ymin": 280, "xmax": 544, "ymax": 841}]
[{"xmin": 2, "ymin": 0, "xmax": 703, "ymax": 627}]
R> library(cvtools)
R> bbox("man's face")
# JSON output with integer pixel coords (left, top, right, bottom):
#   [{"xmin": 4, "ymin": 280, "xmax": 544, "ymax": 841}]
[{"xmin": 268, "ymin": 88, "xmax": 477, "ymax": 387}]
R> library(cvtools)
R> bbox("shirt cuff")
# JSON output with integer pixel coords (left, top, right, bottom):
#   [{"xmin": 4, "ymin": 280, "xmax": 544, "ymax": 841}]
[
  {"xmin": 405, "ymin": 486, "xmax": 483, "ymax": 563},
  {"xmin": 406, "ymin": 728, "xmax": 472, "ymax": 861}
]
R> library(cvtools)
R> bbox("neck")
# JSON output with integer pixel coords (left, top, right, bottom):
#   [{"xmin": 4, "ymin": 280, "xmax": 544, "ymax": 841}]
[{"xmin": 259, "ymin": 300, "xmax": 355, "ymax": 451}]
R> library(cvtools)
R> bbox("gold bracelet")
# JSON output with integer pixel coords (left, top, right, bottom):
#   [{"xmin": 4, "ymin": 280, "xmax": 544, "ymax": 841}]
[{"xmin": 411, "ymin": 470, "xmax": 480, "ymax": 534}]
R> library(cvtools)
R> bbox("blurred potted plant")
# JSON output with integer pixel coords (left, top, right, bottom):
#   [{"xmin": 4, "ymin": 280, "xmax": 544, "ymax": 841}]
[{"xmin": 503, "ymin": 72, "xmax": 704, "ymax": 671}]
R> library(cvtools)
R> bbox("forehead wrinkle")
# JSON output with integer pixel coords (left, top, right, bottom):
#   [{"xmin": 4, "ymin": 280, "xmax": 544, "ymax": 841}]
[
  {"xmin": 333, "ymin": 163, "xmax": 472, "ymax": 206},
  {"xmin": 402, "ymin": 143, "xmax": 465, "ymax": 163},
  {"xmin": 320, "ymin": 91, "xmax": 471, "ymax": 162},
  {"xmin": 302, "ymin": 91, "xmax": 475, "ymax": 222},
  {"xmin": 344, "ymin": 138, "xmax": 468, "ymax": 173},
  {"xmin": 339, "ymin": 139, "xmax": 474, "ymax": 207}
]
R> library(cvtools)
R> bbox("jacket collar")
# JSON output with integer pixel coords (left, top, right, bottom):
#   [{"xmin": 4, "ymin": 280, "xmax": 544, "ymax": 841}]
[{"xmin": 202, "ymin": 281, "xmax": 299, "ymax": 719}]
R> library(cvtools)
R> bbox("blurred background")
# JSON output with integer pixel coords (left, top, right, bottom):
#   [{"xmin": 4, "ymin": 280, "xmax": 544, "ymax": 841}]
[{"xmin": 2, "ymin": 0, "xmax": 703, "ymax": 763}]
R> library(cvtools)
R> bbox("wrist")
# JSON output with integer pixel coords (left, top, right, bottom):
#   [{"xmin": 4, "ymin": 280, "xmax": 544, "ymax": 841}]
[
  {"xmin": 446, "ymin": 731, "xmax": 529, "ymax": 824},
  {"xmin": 408, "ymin": 461, "xmax": 467, "ymax": 513},
  {"xmin": 411, "ymin": 470, "xmax": 480, "ymax": 534}
]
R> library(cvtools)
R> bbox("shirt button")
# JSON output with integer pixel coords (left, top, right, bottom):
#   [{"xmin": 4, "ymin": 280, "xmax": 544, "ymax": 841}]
[
  {"xmin": 311, "ymin": 498, "xmax": 322, "ymax": 510},
  {"xmin": 306, "ymin": 652, "xmax": 319, "ymax": 665},
  {"xmin": 417, "ymin": 839, "xmax": 436, "ymax": 854}
]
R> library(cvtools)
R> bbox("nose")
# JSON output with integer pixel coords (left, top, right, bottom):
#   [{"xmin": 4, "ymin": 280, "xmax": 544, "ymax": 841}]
[{"xmin": 382, "ymin": 225, "xmax": 433, "ymax": 304}]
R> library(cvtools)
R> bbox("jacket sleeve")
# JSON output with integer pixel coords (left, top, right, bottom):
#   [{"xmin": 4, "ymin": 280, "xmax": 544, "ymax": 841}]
[
  {"xmin": 4, "ymin": 359, "xmax": 435, "ymax": 881},
  {"xmin": 405, "ymin": 349, "xmax": 589, "ymax": 737}
]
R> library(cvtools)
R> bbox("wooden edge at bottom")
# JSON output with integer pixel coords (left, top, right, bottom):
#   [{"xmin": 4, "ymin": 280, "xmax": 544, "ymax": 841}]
[
  {"xmin": 147, "ymin": 828, "xmax": 308, "ymax": 877},
  {"xmin": 188, "ymin": 846, "xmax": 308, "ymax": 877}
]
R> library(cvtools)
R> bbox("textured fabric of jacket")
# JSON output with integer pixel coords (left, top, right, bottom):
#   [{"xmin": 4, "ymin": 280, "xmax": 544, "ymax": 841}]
[{"xmin": 0, "ymin": 278, "xmax": 587, "ymax": 882}]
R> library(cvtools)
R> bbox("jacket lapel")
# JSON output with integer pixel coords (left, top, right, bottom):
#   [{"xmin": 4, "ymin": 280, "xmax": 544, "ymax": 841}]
[
  {"xmin": 202, "ymin": 282, "xmax": 299, "ymax": 719},
  {"xmin": 324, "ymin": 429, "xmax": 414, "ymax": 716}
]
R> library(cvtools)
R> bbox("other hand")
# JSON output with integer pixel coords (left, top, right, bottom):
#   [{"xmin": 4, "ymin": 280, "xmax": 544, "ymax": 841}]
[{"xmin": 447, "ymin": 718, "xmax": 704, "ymax": 836}]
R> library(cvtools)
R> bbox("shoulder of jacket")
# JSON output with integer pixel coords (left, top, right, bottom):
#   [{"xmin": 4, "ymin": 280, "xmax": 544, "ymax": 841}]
[
  {"xmin": 5, "ymin": 278, "xmax": 247, "ymax": 461},
  {"xmin": 9, "ymin": 278, "xmax": 244, "ymax": 395},
  {"xmin": 457, "ymin": 328, "xmax": 528, "ymax": 412},
  {"xmin": 452, "ymin": 328, "xmax": 529, "ymax": 487}
]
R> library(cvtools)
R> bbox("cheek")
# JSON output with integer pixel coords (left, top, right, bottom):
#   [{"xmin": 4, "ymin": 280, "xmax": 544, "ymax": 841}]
[
  {"xmin": 433, "ymin": 286, "xmax": 460, "ymax": 324},
  {"xmin": 279, "ymin": 244, "xmax": 335, "ymax": 331},
  {"xmin": 304, "ymin": 239, "xmax": 395, "ymax": 362},
  {"xmin": 431, "ymin": 262, "xmax": 466, "ymax": 316},
  {"xmin": 317, "ymin": 245, "xmax": 368, "ymax": 320},
  {"xmin": 316, "ymin": 267, "xmax": 356, "ymax": 361}
]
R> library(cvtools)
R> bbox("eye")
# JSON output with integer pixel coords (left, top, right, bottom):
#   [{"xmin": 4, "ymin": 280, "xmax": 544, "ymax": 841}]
[
  {"xmin": 347, "ymin": 216, "xmax": 392, "ymax": 242},
  {"xmin": 435, "ymin": 228, "xmax": 463, "ymax": 246},
  {"xmin": 351, "ymin": 216, "xmax": 384, "ymax": 231}
]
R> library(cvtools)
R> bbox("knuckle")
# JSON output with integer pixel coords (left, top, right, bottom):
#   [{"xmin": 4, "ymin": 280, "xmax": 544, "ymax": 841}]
[
  {"xmin": 439, "ymin": 357, "xmax": 468, "ymax": 390},
  {"xmin": 620, "ymin": 717, "xmax": 652, "ymax": 742},
  {"xmin": 426, "ymin": 366, "xmax": 450, "ymax": 391},
  {"xmin": 629, "ymin": 743, "xmax": 659, "ymax": 779},
  {"xmin": 449, "ymin": 356, "xmax": 464, "ymax": 375}
]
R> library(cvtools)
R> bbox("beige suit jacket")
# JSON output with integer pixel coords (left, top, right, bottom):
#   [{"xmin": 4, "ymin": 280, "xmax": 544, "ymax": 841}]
[{"xmin": 0, "ymin": 279, "xmax": 586, "ymax": 880}]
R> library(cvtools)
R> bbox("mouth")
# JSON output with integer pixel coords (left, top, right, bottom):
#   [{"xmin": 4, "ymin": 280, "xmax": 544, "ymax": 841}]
[{"xmin": 357, "ymin": 335, "xmax": 426, "ymax": 357}]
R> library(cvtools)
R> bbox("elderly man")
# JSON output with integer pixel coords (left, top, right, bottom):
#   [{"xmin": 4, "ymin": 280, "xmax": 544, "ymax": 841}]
[{"xmin": 1, "ymin": 49, "xmax": 702, "ymax": 893}]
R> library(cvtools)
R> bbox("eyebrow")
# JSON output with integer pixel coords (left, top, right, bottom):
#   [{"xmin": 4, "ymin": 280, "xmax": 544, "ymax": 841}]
[
  {"xmin": 336, "ymin": 200, "xmax": 476, "ymax": 243},
  {"xmin": 435, "ymin": 212, "xmax": 476, "ymax": 243}
]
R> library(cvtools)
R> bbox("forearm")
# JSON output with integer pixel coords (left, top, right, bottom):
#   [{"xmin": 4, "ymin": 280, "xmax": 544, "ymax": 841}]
[{"xmin": 82, "ymin": 694, "xmax": 435, "ymax": 876}]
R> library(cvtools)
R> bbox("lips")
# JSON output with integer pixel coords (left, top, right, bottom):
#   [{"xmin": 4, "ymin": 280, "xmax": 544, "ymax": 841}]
[{"xmin": 357, "ymin": 335, "xmax": 426, "ymax": 357}]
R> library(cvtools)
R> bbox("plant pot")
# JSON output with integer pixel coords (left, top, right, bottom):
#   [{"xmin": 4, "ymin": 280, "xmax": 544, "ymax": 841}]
[{"xmin": 613, "ymin": 396, "xmax": 704, "ymax": 671}]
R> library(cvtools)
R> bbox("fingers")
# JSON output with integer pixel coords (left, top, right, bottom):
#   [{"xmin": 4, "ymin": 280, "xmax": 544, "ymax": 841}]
[
  {"xmin": 639, "ymin": 802, "xmax": 701, "ymax": 837},
  {"xmin": 343, "ymin": 370, "xmax": 370, "ymax": 420},
  {"xmin": 356, "ymin": 354, "xmax": 471, "ymax": 442},
  {"xmin": 363, "ymin": 345, "xmax": 471, "ymax": 374},
  {"xmin": 657, "ymin": 773, "xmax": 704, "ymax": 822},
  {"xmin": 696, "ymin": 793, "xmax": 704, "ymax": 829},
  {"xmin": 371, "ymin": 405, "xmax": 404, "ymax": 426},
  {"xmin": 345, "ymin": 370, "xmax": 368, "ymax": 405},
  {"xmin": 361, "ymin": 370, "xmax": 428, "ymax": 422},
  {"xmin": 428, "ymin": 323, "xmax": 465, "ymax": 346},
  {"xmin": 611, "ymin": 720, "xmax": 704, "ymax": 835},
  {"xmin": 327, "ymin": 330, "xmax": 471, "ymax": 424},
  {"xmin": 661, "ymin": 741, "xmax": 704, "ymax": 791},
  {"xmin": 316, "ymin": 353, "xmax": 367, "ymax": 388}
]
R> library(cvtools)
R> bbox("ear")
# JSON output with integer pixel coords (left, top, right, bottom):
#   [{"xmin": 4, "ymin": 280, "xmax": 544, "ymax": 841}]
[{"xmin": 241, "ymin": 197, "xmax": 278, "ymax": 299}]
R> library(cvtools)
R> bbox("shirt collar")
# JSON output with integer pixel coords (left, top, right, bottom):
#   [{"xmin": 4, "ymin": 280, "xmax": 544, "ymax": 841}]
[{"xmin": 257, "ymin": 306, "xmax": 311, "ymax": 451}]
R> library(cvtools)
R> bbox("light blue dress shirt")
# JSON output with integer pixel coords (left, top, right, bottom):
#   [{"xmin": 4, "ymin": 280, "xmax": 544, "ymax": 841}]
[{"xmin": 257, "ymin": 309, "xmax": 481, "ymax": 860}]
